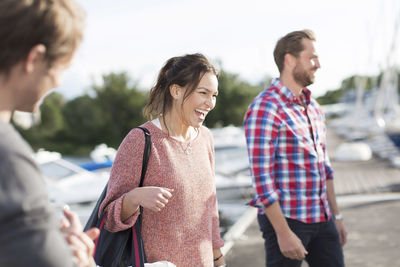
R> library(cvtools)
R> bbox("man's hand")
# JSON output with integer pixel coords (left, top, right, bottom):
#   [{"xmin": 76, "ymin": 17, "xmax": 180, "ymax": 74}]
[
  {"xmin": 335, "ymin": 219, "xmax": 347, "ymax": 246},
  {"xmin": 277, "ymin": 230, "xmax": 308, "ymax": 261},
  {"xmin": 264, "ymin": 202, "xmax": 308, "ymax": 261},
  {"xmin": 61, "ymin": 206, "xmax": 100, "ymax": 267}
]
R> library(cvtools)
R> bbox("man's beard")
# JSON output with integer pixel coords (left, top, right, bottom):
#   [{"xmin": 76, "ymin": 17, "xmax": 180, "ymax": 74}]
[{"xmin": 293, "ymin": 64, "xmax": 315, "ymax": 87}]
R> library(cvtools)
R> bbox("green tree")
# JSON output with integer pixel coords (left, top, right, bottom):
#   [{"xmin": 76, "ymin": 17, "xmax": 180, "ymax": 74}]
[
  {"xmin": 16, "ymin": 92, "xmax": 66, "ymax": 150},
  {"xmin": 316, "ymin": 74, "xmax": 386, "ymax": 105},
  {"xmin": 92, "ymin": 72, "xmax": 147, "ymax": 147},
  {"xmin": 37, "ymin": 92, "xmax": 65, "ymax": 137},
  {"xmin": 316, "ymin": 88, "xmax": 345, "ymax": 105},
  {"xmin": 62, "ymin": 95, "xmax": 106, "ymax": 145},
  {"xmin": 205, "ymin": 69, "xmax": 263, "ymax": 127}
]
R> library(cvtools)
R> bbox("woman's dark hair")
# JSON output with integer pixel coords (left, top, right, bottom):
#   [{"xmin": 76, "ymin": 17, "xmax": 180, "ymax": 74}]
[{"xmin": 143, "ymin": 53, "xmax": 218, "ymax": 120}]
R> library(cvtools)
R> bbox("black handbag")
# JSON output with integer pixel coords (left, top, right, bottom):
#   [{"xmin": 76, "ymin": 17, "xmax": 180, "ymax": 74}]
[{"xmin": 84, "ymin": 126, "xmax": 151, "ymax": 267}]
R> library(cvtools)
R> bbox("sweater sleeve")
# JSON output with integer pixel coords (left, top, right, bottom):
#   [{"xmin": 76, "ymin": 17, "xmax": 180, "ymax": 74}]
[
  {"xmin": 99, "ymin": 128, "xmax": 147, "ymax": 232},
  {"xmin": 211, "ymin": 193, "xmax": 224, "ymax": 248}
]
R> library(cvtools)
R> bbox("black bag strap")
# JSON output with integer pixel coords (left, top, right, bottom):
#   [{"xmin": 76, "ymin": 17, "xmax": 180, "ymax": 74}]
[
  {"xmin": 84, "ymin": 126, "xmax": 151, "ymax": 232},
  {"xmin": 130, "ymin": 127, "xmax": 150, "ymax": 267},
  {"xmin": 136, "ymin": 126, "xmax": 151, "ymax": 187}
]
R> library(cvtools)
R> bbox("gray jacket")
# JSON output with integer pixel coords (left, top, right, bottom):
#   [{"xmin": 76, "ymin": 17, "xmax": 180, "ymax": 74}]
[{"xmin": 0, "ymin": 120, "xmax": 74, "ymax": 267}]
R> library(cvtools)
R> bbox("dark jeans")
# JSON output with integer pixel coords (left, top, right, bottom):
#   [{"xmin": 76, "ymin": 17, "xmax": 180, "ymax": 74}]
[{"xmin": 257, "ymin": 214, "xmax": 344, "ymax": 267}]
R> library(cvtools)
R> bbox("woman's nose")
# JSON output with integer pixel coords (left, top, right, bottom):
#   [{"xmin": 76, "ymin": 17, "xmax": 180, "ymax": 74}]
[{"xmin": 205, "ymin": 96, "xmax": 215, "ymax": 109}]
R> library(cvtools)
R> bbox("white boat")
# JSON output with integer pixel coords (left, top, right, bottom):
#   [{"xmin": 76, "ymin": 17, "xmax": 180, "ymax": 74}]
[
  {"xmin": 212, "ymin": 126, "xmax": 253, "ymax": 201},
  {"xmin": 215, "ymin": 172, "xmax": 253, "ymax": 201},
  {"xmin": 211, "ymin": 125, "xmax": 247, "ymax": 150},
  {"xmin": 79, "ymin": 143, "xmax": 116, "ymax": 172},
  {"xmin": 34, "ymin": 149, "xmax": 109, "ymax": 205}
]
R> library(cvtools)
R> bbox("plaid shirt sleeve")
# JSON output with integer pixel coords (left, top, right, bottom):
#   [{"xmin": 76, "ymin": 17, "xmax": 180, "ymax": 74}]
[
  {"xmin": 324, "ymin": 154, "xmax": 334, "ymax": 180},
  {"xmin": 323, "ymin": 122, "xmax": 333, "ymax": 180},
  {"xmin": 317, "ymin": 103, "xmax": 334, "ymax": 180},
  {"xmin": 244, "ymin": 97, "xmax": 281, "ymax": 209}
]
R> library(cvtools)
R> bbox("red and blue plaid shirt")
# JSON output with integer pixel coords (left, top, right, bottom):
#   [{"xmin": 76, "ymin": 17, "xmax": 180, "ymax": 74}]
[{"xmin": 243, "ymin": 78, "xmax": 333, "ymax": 223}]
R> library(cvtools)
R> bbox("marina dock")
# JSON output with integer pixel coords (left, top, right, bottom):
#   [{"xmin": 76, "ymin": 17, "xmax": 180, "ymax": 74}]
[{"xmin": 224, "ymin": 127, "xmax": 400, "ymax": 266}]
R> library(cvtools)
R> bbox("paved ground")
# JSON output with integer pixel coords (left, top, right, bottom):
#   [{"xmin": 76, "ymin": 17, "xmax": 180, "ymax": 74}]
[
  {"xmin": 225, "ymin": 196, "xmax": 400, "ymax": 267},
  {"xmin": 225, "ymin": 129, "xmax": 400, "ymax": 267}
]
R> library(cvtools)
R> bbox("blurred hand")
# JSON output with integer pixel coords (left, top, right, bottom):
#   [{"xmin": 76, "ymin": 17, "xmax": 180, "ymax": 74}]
[
  {"xmin": 335, "ymin": 219, "xmax": 347, "ymax": 246},
  {"xmin": 61, "ymin": 206, "xmax": 99, "ymax": 267}
]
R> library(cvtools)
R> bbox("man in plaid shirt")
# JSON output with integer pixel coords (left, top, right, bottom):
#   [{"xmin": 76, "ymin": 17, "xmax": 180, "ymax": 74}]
[{"xmin": 244, "ymin": 30, "xmax": 347, "ymax": 267}]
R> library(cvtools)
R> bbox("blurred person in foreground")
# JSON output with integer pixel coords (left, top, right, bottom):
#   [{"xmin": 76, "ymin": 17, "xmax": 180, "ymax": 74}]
[
  {"xmin": 99, "ymin": 53, "xmax": 226, "ymax": 267},
  {"xmin": 0, "ymin": 0, "xmax": 99, "ymax": 266},
  {"xmin": 244, "ymin": 29, "xmax": 347, "ymax": 267}
]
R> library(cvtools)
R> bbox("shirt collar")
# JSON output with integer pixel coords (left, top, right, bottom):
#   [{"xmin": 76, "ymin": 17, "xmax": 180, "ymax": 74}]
[{"xmin": 271, "ymin": 78, "xmax": 312, "ymax": 106}]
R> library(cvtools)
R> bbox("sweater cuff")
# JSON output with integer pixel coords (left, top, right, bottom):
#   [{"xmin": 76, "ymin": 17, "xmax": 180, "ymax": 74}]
[
  {"xmin": 104, "ymin": 192, "xmax": 140, "ymax": 232},
  {"xmin": 212, "ymin": 237, "xmax": 225, "ymax": 248}
]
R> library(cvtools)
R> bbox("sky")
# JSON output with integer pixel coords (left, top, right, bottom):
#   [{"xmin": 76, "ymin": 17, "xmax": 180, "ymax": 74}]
[{"xmin": 58, "ymin": 0, "xmax": 400, "ymax": 99}]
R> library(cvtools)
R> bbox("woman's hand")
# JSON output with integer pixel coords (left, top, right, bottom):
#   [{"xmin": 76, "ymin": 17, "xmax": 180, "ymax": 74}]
[
  {"xmin": 131, "ymin": 186, "xmax": 174, "ymax": 212},
  {"xmin": 122, "ymin": 186, "xmax": 174, "ymax": 221},
  {"xmin": 213, "ymin": 248, "xmax": 226, "ymax": 266}
]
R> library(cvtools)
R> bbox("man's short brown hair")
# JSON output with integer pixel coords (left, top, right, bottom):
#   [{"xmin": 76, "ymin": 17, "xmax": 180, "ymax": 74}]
[
  {"xmin": 273, "ymin": 29, "xmax": 316, "ymax": 73},
  {"xmin": 0, "ymin": 0, "xmax": 85, "ymax": 74}
]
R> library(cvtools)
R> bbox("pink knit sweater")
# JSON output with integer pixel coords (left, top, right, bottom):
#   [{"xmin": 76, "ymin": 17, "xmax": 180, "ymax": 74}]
[{"xmin": 99, "ymin": 121, "xmax": 224, "ymax": 267}]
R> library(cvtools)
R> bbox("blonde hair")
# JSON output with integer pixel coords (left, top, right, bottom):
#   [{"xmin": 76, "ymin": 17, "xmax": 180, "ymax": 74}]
[{"xmin": 0, "ymin": 0, "xmax": 86, "ymax": 74}]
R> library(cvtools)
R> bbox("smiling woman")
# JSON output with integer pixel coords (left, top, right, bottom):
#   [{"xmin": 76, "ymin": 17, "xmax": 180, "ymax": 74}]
[
  {"xmin": 165, "ymin": 72, "xmax": 218, "ymax": 133},
  {"xmin": 99, "ymin": 53, "xmax": 226, "ymax": 267}
]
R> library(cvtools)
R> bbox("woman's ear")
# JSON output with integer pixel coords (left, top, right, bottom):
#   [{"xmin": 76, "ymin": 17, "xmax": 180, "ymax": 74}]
[
  {"xmin": 169, "ymin": 84, "xmax": 182, "ymax": 100},
  {"xmin": 25, "ymin": 44, "xmax": 46, "ymax": 73}
]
